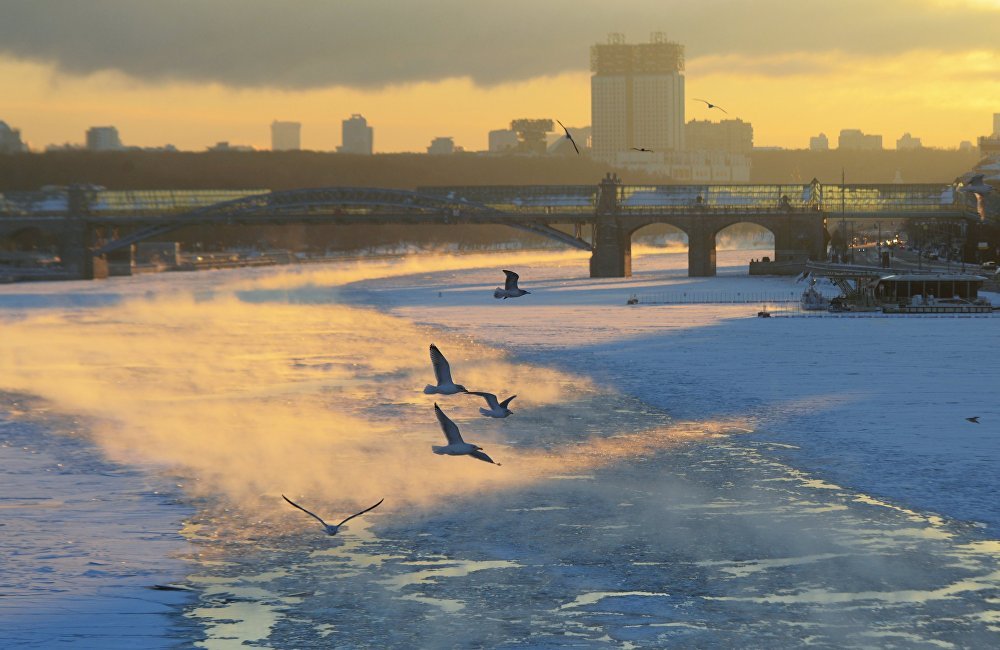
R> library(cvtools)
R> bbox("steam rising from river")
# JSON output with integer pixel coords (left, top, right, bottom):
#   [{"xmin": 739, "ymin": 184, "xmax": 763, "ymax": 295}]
[{"xmin": 0, "ymin": 248, "xmax": 707, "ymax": 526}]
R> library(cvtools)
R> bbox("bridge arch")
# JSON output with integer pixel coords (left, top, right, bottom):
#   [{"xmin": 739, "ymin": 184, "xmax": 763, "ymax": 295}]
[{"xmin": 618, "ymin": 214, "xmax": 815, "ymax": 277}]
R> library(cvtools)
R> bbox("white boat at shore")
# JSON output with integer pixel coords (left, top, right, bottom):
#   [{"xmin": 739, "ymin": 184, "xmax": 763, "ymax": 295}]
[{"xmin": 800, "ymin": 282, "xmax": 830, "ymax": 311}]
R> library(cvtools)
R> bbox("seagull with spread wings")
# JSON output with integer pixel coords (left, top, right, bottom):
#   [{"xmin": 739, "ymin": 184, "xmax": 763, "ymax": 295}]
[
  {"xmin": 694, "ymin": 98, "xmax": 728, "ymax": 114},
  {"xmin": 423, "ymin": 344, "xmax": 468, "ymax": 394},
  {"xmin": 493, "ymin": 269, "xmax": 530, "ymax": 299},
  {"xmin": 556, "ymin": 120, "xmax": 580, "ymax": 155},
  {"xmin": 282, "ymin": 495, "xmax": 384, "ymax": 536},
  {"xmin": 431, "ymin": 403, "xmax": 500, "ymax": 465},
  {"xmin": 468, "ymin": 391, "xmax": 517, "ymax": 418}
]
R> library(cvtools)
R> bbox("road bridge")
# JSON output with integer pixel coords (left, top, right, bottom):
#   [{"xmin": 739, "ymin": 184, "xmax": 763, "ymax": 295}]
[{"xmin": 0, "ymin": 178, "xmax": 976, "ymax": 279}]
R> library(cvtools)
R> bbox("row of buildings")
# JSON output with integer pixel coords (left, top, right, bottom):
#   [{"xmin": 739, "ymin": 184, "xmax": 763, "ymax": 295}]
[
  {"xmin": 808, "ymin": 129, "xmax": 975, "ymax": 152},
  {"xmin": 0, "ymin": 116, "xmax": 376, "ymax": 155}
]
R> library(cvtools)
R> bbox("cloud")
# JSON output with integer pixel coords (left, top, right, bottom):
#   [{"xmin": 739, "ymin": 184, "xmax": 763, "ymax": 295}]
[{"xmin": 0, "ymin": 1, "xmax": 998, "ymax": 90}]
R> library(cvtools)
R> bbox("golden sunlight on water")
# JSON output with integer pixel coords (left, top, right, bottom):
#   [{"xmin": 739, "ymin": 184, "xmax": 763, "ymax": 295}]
[{"xmin": 0, "ymin": 249, "xmax": 732, "ymax": 533}]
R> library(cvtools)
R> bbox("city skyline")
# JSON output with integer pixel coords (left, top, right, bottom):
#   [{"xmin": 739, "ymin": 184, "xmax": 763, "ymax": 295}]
[{"xmin": 2, "ymin": 1, "xmax": 1000, "ymax": 152}]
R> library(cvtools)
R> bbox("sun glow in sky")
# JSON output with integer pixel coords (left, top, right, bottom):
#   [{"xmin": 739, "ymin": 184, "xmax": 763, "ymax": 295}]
[{"xmin": 3, "ymin": 1, "xmax": 1000, "ymax": 152}]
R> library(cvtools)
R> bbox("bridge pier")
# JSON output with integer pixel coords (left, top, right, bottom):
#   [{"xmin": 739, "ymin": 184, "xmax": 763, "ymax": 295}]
[
  {"xmin": 60, "ymin": 222, "xmax": 108, "ymax": 280},
  {"xmin": 773, "ymin": 218, "xmax": 827, "ymax": 264},
  {"xmin": 687, "ymin": 224, "xmax": 717, "ymax": 277},
  {"xmin": 590, "ymin": 219, "xmax": 631, "ymax": 278}
]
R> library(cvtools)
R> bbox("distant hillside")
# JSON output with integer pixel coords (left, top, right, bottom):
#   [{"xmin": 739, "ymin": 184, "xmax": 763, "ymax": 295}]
[{"xmin": 0, "ymin": 149, "xmax": 983, "ymax": 192}]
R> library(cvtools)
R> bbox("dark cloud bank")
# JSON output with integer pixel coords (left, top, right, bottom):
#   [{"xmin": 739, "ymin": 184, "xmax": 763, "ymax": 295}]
[{"xmin": 1, "ymin": 0, "xmax": 996, "ymax": 89}]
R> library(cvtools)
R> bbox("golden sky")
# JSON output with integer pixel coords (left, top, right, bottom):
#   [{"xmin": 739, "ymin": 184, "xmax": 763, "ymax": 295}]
[{"xmin": 3, "ymin": 1, "xmax": 1000, "ymax": 152}]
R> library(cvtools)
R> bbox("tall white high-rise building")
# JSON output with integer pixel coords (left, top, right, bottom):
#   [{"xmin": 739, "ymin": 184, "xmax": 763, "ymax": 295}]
[
  {"xmin": 270, "ymin": 120, "xmax": 301, "ymax": 151},
  {"xmin": 590, "ymin": 33, "xmax": 684, "ymax": 162},
  {"xmin": 338, "ymin": 114, "xmax": 373, "ymax": 155}
]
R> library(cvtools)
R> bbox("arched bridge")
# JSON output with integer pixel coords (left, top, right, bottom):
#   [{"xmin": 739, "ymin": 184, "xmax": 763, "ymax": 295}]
[{"xmin": 0, "ymin": 179, "xmax": 979, "ymax": 279}]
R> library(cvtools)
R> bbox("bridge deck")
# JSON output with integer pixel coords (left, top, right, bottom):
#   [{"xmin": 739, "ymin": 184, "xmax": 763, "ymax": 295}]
[{"xmin": 0, "ymin": 183, "xmax": 974, "ymax": 219}]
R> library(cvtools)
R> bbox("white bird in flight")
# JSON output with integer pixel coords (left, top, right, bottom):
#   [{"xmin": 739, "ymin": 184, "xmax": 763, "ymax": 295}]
[
  {"xmin": 431, "ymin": 403, "xmax": 500, "ymax": 465},
  {"xmin": 556, "ymin": 120, "xmax": 580, "ymax": 155},
  {"xmin": 282, "ymin": 495, "xmax": 384, "ymax": 536},
  {"xmin": 423, "ymin": 344, "xmax": 468, "ymax": 394},
  {"xmin": 960, "ymin": 174, "xmax": 993, "ymax": 195},
  {"xmin": 468, "ymin": 391, "xmax": 517, "ymax": 418},
  {"xmin": 493, "ymin": 269, "xmax": 531, "ymax": 299}
]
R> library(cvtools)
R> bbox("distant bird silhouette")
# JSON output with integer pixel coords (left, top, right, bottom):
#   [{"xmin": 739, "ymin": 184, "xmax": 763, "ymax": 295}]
[
  {"xmin": 282, "ymin": 495, "xmax": 384, "ymax": 536},
  {"xmin": 493, "ymin": 269, "xmax": 530, "ymax": 299},
  {"xmin": 694, "ymin": 98, "xmax": 728, "ymax": 114},
  {"xmin": 966, "ymin": 416, "xmax": 980, "ymax": 424},
  {"xmin": 631, "ymin": 147, "xmax": 654, "ymax": 152},
  {"xmin": 468, "ymin": 391, "xmax": 517, "ymax": 418},
  {"xmin": 556, "ymin": 120, "xmax": 580, "ymax": 155},
  {"xmin": 432, "ymin": 403, "xmax": 500, "ymax": 465},
  {"xmin": 423, "ymin": 344, "xmax": 468, "ymax": 395}
]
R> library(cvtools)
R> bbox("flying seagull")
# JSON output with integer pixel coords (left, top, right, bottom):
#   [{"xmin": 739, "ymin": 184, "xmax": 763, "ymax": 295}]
[
  {"xmin": 432, "ymin": 403, "xmax": 500, "ymax": 465},
  {"xmin": 960, "ymin": 174, "xmax": 993, "ymax": 195},
  {"xmin": 494, "ymin": 269, "xmax": 530, "ymax": 299},
  {"xmin": 424, "ymin": 344, "xmax": 468, "ymax": 394},
  {"xmin": 966, "ymin": 416, "xmax": 980, "ymax": 423},
  {"xmin": 694, "ymin": 98, "xmax": 728, "ymax": 114},
  {"xmin": 468, "ymin": 391, "xmax": 517, "ymax": 418},
  {"xmin": 556, "ymin": 120, "xmax": 580, "ymax": 155},
  {"xmin": 631, "ymin": 147, "xmax": 654, "ymax": 152},
  {"xmin": 282, "ymin": 495, "xmax": 384, "ymax": 536}
]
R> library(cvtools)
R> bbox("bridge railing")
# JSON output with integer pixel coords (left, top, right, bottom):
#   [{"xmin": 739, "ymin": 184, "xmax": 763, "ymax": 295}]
[
  {"xmin": 1, "ymin": 182, "xmax": 970, "ymax": 219},
  {"xmin": 419, "ymin": 185, "xmax": 597, "ymax": 213},
  {"xmin": 0, "ymin": 188, "xmax": 269, "ymax": 217}
]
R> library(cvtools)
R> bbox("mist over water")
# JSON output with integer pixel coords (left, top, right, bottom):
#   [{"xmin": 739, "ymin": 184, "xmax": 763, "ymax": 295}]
[{"xmin": 2, "ymin": 247, "xmax": 999, "ymax": 648}]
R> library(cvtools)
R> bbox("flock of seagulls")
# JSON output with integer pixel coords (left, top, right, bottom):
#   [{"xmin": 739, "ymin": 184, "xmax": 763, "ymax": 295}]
[{"xmin": 285, "ymin": 269, "xmax": 531, "ymax": 534}]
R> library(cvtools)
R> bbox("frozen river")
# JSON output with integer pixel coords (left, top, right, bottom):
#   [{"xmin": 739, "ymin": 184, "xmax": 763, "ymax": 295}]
[{"xmin": 1, "ymin": 248, "xmax": 998, "ymax": 648}]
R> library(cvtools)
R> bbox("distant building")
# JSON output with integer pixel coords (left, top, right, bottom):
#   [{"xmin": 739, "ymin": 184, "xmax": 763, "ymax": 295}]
[
  {"xmin": 488, "ymin": 128, "xmax": 519, "ymax": 153},
  {"xmin": 979, "ymin": 135, "xmax": 1000, "ymax": 157},
  {"xmin": 45, "ymin": 142, "xmax": 83, "ymax": 152},
  {"xmin": 510, "ymin": 119, "xmax": 553, "ymax": 154},
  {"xmin": 615, "ymin": 149, "xmax": 750, "ymax": 182},
  {"xmin": 684, "ymin": 119, "xmax": 752, "ymax": 154},
  {"xmin": 809, "ymin": 133, "xmax": 829, "ymax": 151},
  {"xmin": 427, "ymin": 137, "xmax": 455, "ymax": 155},
  {"xmin": 86, "ymin": 126, "xmax": 123, "ymax": 151},
  {"xmin": 339, "ymin": 114, "xmax": 373, "ymax": 155},
  {"xmin": 0, "ymin": 120, "xmax": 26, "ymax": 153},
  {"xmin": 270, "ymin": 120, "xmax": 301, "ymax": 151},
  {"xmin": 896, "ymin": 133, "xmax": 923, "ymax": 150},
  {"xmin": 994, "ymin": 113, "xmax": 1000, "ymax": 136},
  {"xmin": 959, "ymin": 140, "xmax": 975, "ymax": 153},
  {"xmin": 838, "ymin": 129, "xmax": 882, "ymax": 151},
  {"xmin": 207, "ymin": 141, "xmax": 255, "ymax": 152},
  {"xmin": 591, "ymin": 32, "xmax": 685, "ymax": 162}
]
